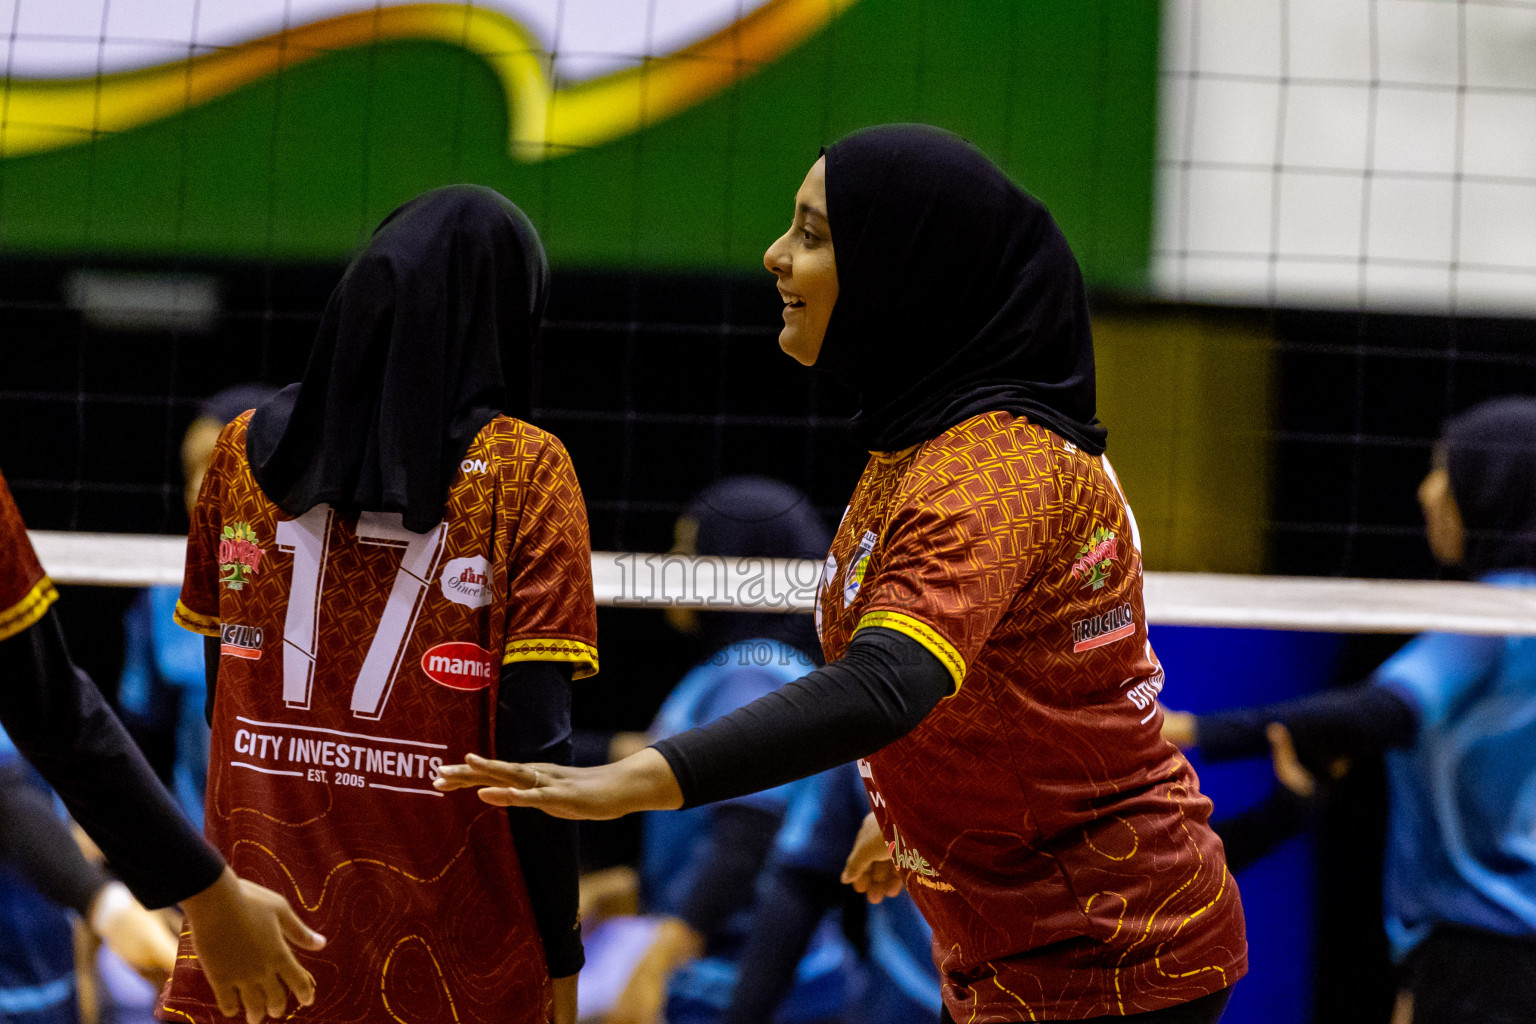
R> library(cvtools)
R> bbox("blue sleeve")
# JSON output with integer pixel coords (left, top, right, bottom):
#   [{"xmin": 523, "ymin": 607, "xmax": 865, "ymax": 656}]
[
  {"xmin": 117, "ymin": 590, "xmax": 154, "ymax": 720},
  {"xmin": 1373, "ymin": 631, "xmax": 1504, "ymax": 731},
  {"xmin": 149, "ymin": 585, "xmax": 207, "ymax": 692},
  {"xmin": 775, "ymin": 763, "xmax": 868, "ymax": 876}
]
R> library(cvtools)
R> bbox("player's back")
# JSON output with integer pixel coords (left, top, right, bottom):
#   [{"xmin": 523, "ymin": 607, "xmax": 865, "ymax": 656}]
[{"xmin": 162, "ymin": 412, "xmax": 598, "ymax": 1024}]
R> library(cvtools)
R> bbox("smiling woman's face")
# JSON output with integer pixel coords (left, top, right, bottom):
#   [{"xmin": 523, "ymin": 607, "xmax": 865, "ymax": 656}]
[{"xmin": 763, "ymin": 157, "xmax": 838, "ymax": 366}]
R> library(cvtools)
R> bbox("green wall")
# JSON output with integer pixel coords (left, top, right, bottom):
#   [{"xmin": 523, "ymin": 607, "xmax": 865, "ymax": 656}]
[{"xmin": 0, "ymin": 1, "xmax": 1160, "ymax": 287}]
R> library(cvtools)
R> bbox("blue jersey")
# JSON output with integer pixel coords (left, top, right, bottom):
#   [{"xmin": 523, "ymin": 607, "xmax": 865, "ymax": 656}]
[
  {"xmin": 1375, "ymin": 569, "xmax": 1536, "ymax": 958},
  {"xmin": 642, "ymin": 639, "xmax": 812, "ymax": 922},
  {"xmin": 642, "ymin": 639, "xmax": 856, "ymax": 1024},
  {"xmin": 776, "ymin": 762, "xmax": 941, "ymax": 1020},
  {"xmin": 118, "ymin": 585, "xmax": 209, "ymax": 828},
  {"xmin": 0, "ymin": 755, "xmax": 78, "ymax": 1024}
]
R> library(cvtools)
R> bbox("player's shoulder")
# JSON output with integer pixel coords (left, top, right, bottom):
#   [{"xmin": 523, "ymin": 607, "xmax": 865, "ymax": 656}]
[
  {"xmin": 471, "ymin": 415, "xmax": 573, "ymax": 467},
  {"xmin": 217, "ymin": 409, "xmax": 254, "ymax": 447},
  {"xmin": 900, "ymin": 411, "xmax": 1065, "ymax": 502},
  {"xmin": 198, "ymin": 411, "xmax": 256, "ymax": 485}
]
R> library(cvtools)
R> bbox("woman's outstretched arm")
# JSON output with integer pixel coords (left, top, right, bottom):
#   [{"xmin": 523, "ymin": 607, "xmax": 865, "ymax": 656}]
[{"xmin": 434, "ymin": 628, "xmax": 952, "ymax": 816}]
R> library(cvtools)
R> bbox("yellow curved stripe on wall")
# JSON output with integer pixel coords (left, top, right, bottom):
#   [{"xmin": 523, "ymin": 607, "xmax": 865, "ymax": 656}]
[{"xmin": 0, "ymin": 0, "xmax": 854, "ymax": 162}]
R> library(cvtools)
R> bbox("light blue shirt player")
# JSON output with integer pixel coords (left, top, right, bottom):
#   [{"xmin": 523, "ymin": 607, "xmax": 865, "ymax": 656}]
[
  {"xmin": 772, "ymin": 761, "xmax": 941, "ymax": 1023},
  {"xmin": 644, "ymin": 638, "xmax": 859, "ymax": 1024},
  {"xmin": 0, "ymin": 739, "xmax": 78, "ymax": 1024},
  {"xmin": 1375, "ymin": 569, "xmax": 1536, "ymax": 959}
]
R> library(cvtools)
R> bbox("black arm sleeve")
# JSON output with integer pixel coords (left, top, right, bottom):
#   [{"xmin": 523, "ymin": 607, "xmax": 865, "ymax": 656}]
[
  {"xmin": 0, "ymin": 609, "xmax": 225, "ymax": 908},
  {"xmin": 672, "ymin": 803, "xmax": 782, "ymax": 939},
  {"xmin": 204, "ymin": 634, "xmax": 219, "ymax": 726},
  {"xmin": 1211, "ymin": 787, "xmax": 1314, "ymax": 875},
  {"xmin": 0, "ymin": 761, "xmax": 111, "ymax": 916},
  {"xmin": 496, "ymin": 660, "xmax": 584, "ymax": 978},
  {"xmin": 719, "ymin": 867, "xmax": 843, "ymax": 1024},
  {"xmin": 1196, "ymin": 685, "xmax": 1420, "ymax": 763},
  {"xmin": 653, "ymin": 628, "xmax": 952, "ymax": 809}
]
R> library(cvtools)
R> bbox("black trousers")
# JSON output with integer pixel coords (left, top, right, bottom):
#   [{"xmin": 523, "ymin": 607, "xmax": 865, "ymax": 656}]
[
  {"xmin": 938, "ymin": 986, "xmax": 1232, "ymax": 1024},
  {"xmin": 1403, "ymin": 926, "xmax": 1536, "ymax": 1024}
]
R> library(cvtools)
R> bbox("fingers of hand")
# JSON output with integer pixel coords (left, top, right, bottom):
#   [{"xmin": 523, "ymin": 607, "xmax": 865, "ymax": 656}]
[
  {"xmin": 259, "ymin": 977, "xmax": 289, "ymax": 1020},
  {"xmin": 210, "ymin": 983, "xmax": 241, "ymax": 1019},
  {"xmin": 434, "ymin": 757, "xmax": 542, "ymax": 792},
  {"xmin": 863, "ymin": 862, "xmax": 902, "ymax": 904},
  {"xmin": 236, "ymin": 983, "xmax": 267, "ymax": 1024},
  {"xmin": 275, "ymin": 901, "xmax": 326, "ymax": 952},
  {"xmin": 279, "ymin": 960, "xmax": 317, "ymax": 1008},
  {"xmin": 1266, "ymin": 722, "xmax": 1317, "ymax": 798},
  {"xmin": 477, "ymin": 786, "xmax": 535, "ymax": 808}
]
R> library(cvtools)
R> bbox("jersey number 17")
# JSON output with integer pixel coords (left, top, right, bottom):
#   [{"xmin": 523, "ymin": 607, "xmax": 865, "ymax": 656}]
[{"xmin": 274, "ymin": 505, "xmax": 449, "ymax": 720}]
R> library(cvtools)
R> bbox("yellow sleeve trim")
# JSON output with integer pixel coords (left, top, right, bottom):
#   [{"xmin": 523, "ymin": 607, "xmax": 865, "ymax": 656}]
[
  {"xmin": 855, "ymin": 609, "xmax": 966, "ymax": 695},
  {"xmin": 173, "ymin": 599, "xmax": 221, "ymax": 637},
  {"xmin": 0, "ymin": 577, "xmax": 58, "ymax": 642},
  {"xmin": 503, "ymin": 637, "xmax": 600, "ymax": 681}
]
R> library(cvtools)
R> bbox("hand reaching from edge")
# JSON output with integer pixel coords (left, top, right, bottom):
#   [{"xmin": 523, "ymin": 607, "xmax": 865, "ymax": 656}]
[
  {"xmin": 90, "ymin": 881, "xmax": 178, "ymax": 981},
  {"xmin": 433, "ymin": 749, "xmax": 683, "ymax": 820},
  {"xmin": 602, "ymin": 918, "xmax": 701, "ymax": 1024},
  {"xmin": 1161, "ymin": 710, "xmax": 1197, "ymax": 749},
  {"xmin": 551, "ymin": 973, "xmax": 578, "ymax": 1024},
  {"xmin": 180, "ymin": 869, "xmax": 326, "ymax": 1024},
  {"xmin": 841, "ymin": 812, "xmax": 904, "ymax": 904}
]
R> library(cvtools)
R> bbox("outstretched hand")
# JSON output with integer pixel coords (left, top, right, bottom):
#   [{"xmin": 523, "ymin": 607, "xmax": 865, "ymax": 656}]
[
  {"xmin": 180, "ymin": 869, "xmax": 326, "ymax": 1024},
  {"xmin": 432, "ymin": 748, "xmax": 684, "ymax": 820},
  {"xmin": 841, "ymin": 812, "xmax": 904, "ymax": 904}
]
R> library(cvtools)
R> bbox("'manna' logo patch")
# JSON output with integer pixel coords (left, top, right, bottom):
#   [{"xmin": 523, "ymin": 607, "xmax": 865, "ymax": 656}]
[
  {"xmin": 421, "ymin": 642, "xmax": 496, "ymax": 691},
  {"xmin": 218, "ymin": 522, "xmax": 264, "ymax": 590}
]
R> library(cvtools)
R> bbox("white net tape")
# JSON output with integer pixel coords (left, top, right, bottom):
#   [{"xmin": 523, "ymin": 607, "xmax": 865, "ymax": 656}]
[{"xmin": 30, "ymin": 530, "xmax": 1536, "ymax": 636}]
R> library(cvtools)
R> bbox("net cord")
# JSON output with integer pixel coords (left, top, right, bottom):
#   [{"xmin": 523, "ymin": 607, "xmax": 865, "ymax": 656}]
[{"xmin": 28, "ymin": 529, "xmax": 1536, "ymax": 636}]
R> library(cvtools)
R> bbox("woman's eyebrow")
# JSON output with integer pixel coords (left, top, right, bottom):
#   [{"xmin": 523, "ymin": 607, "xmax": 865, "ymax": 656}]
[{"xmin": 797, "ymin": 202, "xmax": 827, "ymax": 222}]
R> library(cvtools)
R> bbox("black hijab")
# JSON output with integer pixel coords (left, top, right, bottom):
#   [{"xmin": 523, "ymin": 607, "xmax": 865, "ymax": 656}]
[
  {"xmin": 817, "ymin": 124, "xmax": 1106, "ymax": 454},
  {"xmin": 1442, "ymin": 397, "xmax": 1536, "ymax": 578},
  {"xmin": 684, "ymin": 476, "xmax": 830, "ymax": 664},
  {"xmin": 247, "ymin": 185, "xmax": 549, "ymax": 534}
]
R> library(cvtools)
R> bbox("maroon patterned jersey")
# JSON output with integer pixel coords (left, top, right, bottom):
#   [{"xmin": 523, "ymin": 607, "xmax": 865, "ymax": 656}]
[
  {"xmin": 0, "ymin": 468, "xmax": 57, "ymax": 643},
  {"xmin": 818, "ymin": 412, "xmax": 1245, "ymax": 1021},
  {"xmin": 160, "ymin": 414, "xmax": 598, "ymax": 1024}
]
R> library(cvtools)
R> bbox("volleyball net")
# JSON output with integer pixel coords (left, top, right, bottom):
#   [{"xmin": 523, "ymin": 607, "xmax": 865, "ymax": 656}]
[{"xmin": 30, "ymin": 529, "xmax": 1536, "ymax": 637}]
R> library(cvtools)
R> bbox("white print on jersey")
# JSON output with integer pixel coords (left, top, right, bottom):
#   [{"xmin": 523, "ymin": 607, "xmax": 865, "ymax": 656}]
[
  {"xmin": 857, "ymin": 757, "xmax": 885, "ymax": 807},
  {"xmin": 421, "ymin": 641, "xmax": 496, "ymax": 691},
  {"xmin": 1071, "ymin": 603, "xmax": 1137, "ymax": 653},
  {"xmin": 816, "ymin": 552, "xmax": 838, "ymax": 643},
  {"xmin": 1099, "ymin": 455, "xmax": 1143, "ymax": 557},
  {"xmin": 1123, "ymin": 640, "xmax": 1168, "ymax": 724},
  {"xmin": 439, "ymin": 555, "xmax": 491, "ymax": 609},
  {"xmin": 275, "ymin": 505, "xmax": 334, "ymax": 709},
  {"xmin": 275, "ymin": 505, "xmax": 449, "ymax": 719},
  {"xmin": 228, "ymin": 716, "xmax": 447, "ymax": 796},
  {"xmin": 461, "ymin": 458, "xmax": 488, "ymax": 474}
]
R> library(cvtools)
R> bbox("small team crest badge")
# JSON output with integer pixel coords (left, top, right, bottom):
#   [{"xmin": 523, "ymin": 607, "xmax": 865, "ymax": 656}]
[
  {"xmin": 218, "ymin": 522, "xmax": 265, "ymax": 590},
  {"xmin": 843, "ymin": 530, "xmax": 877, "ymax": 607},
  {"xmin": 1070, "ymin": 526, "xmax": 1118, "ymax": 591}
]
